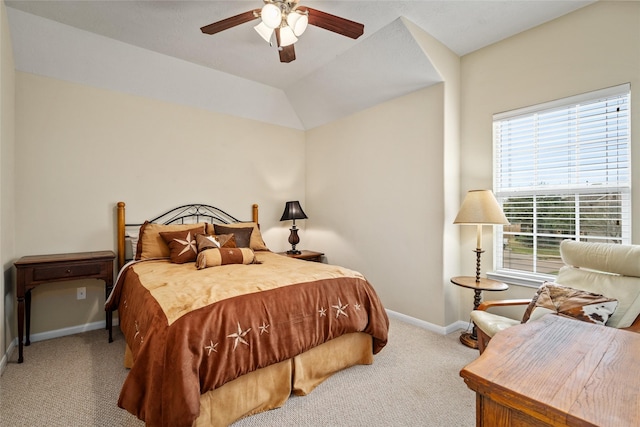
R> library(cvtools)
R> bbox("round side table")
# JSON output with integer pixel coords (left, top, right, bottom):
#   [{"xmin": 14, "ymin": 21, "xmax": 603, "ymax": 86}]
[{"xmin": 451, "ymin": 276, "xmax": 508, "ymax": 349}]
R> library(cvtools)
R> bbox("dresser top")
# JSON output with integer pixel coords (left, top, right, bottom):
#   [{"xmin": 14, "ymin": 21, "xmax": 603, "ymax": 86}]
[
  {"xmin": 15, "ymin": 250, "xmax": 115, "ymax": 267},
  {"xmin": 461, "ymin": 314, "xmax": 640, "ymax": 426}
]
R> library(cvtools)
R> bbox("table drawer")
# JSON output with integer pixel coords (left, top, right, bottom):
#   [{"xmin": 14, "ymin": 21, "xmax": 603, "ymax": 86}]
[{"xmin": 33, "ymin": 263, "xmax": 103, "ymax": 281}]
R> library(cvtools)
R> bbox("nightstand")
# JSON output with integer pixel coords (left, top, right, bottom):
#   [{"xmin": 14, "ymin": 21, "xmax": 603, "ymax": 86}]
[{"xmin": 277, "ymin": 250, "xmax": 324, "ymax": 262}]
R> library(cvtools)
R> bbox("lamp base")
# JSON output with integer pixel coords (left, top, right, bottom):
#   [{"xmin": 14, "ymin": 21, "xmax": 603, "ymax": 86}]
[
  {"xmin": 459, "ymin": 331, "xmax": 479, "ymax": 349},
  {"xmin": 287, "ymin": 225, "xmax": 301, "ymax": 256}
]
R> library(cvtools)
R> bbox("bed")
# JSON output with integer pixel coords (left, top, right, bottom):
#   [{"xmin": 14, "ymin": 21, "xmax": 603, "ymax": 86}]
[{"xmin": 106, "ymin": 202, "xmax": 389, "ymax": 426}]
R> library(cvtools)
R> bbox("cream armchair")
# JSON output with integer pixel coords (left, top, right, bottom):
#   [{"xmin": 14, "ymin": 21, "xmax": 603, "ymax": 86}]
[{"xmin": 471, "ymin": 240, "xmax": 640, "ymax": 353}]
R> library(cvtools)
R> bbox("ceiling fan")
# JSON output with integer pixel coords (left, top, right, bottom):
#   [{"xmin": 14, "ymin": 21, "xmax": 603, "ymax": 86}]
[{"xmin": 200, "ymin": 0, "xmax": 364, "ymax": 63}]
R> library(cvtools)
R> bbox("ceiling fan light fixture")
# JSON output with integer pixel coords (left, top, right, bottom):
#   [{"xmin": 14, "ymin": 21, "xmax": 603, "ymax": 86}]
[
  {"xmin": 254, "ymin": 22, "xmax": 274, "ymax": 44},
  {"xmin": 261, "ymin": 3, "xmax": 282, "ymax": 29},
  {"xmin": 279, "ymin": 25, "xmax": 298, "ymax": 46},
  {"xmin": 201, "ymin": 1, "xmax": 365, "ymax": 63},
  {"xmin": 286, "ymin": 11, "xmax": 308, "ymax": 36}
]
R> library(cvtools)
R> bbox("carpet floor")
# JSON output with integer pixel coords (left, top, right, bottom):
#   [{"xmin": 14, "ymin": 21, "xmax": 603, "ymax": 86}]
[{"xmin": 0, "ymin": 317, "xmax": 477, "ymax": 426}]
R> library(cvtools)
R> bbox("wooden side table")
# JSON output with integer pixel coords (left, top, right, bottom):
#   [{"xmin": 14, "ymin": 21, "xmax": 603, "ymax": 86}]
[
  {"xmin": 14, "ymin": 250, "xmax": 115, "ymax": 363},
  {"xmin": 460, "ymin": 314, "xmax": 640, "ymax": 426},
  {"xmin": 277, "ymin": 250, "xmax": 324, "ymax": 262},
  {"xmin": 451, "ymin": 276, "xmax": 508, "ymax": 348}
]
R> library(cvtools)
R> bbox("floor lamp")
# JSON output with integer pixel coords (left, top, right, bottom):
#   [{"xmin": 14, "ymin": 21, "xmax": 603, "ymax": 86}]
[{"xmin": 453, "ymin": 189, "xmax": 509, "ymax": 348}]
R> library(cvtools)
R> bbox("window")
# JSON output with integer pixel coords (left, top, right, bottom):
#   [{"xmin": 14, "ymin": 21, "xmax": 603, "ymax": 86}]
[{"xmin": 492, "ymin": 84, "xmax": 631, "ymax": 284}]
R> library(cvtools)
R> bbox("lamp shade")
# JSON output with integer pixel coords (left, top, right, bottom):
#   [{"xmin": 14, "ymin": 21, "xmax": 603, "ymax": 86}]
[
  {"xmin": 286, "ymin": 11, "xmax": 308, "ymax": 36},
  {"xmin": 261, "ymin": 3, "xmax": 282, "ymax": 29},
  {"xmin": 454, "ymin": 190, "xmax": 509, "ymax": 225},
  {"xmin": 254, "ymin": 22, "xmax": 274, "ymax": 44},
  {"xmin": 278, "ymin": 25, "xmax": 298, "ymax": 47},
  {"xmin": 280, "ymin": 201, "xmax": 308, "ymax": 221}
]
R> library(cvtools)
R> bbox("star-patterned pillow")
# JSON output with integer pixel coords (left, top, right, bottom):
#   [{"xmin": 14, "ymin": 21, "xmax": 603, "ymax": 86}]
[
  {"xmin": 195, "ymin": 233, "xmax": 237, "ymax": 253},
  {"xmin": 159, "ymin": 227, "xmax": 203, "ymax": 264},
  {"xmin": 136, "ymin": 222, "xmax": 206, "ymax": 260},
  {"xmin": 213, "ymin": 224, "xmax": 254, "ymax": 248}
]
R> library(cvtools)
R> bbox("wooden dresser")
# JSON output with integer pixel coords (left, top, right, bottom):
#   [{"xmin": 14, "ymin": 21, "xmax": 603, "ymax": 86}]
[
  {"xmin": 14, "ymin": 251, "xmax": 115, "ymax": 363},
  {"xmin": 460, "ymin": 314, "xmax": 640, "ymax": 427}
]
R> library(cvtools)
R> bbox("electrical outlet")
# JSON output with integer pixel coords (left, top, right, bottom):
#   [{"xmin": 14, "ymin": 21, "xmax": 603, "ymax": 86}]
[{"xmin": 77, "ymin": 287, "xmax": 86, "ymax": 300}]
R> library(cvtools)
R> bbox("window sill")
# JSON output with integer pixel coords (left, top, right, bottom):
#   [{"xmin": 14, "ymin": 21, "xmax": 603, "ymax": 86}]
[{"xmin": 487, "ymin": 270, "xmax": 556, "ymax": 289}]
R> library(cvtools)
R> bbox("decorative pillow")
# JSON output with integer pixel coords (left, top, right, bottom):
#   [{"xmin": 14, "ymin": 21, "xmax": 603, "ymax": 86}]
[
  {"xmin": 159, "ymin": 227, "xmax": 203, "ymax": 264},
  {"xmin": 522, "ymin": 282, "xmax": 618, "ymax": 326},
  {"xmin": 195, "ymin": 233, "xmax": 236, "ymax": 252},
  {"xmin": 136, "ymin": 221, "xmax": 206, "ymax": 260},
  {"xmin": 209, "ymin": 222, "xmax": 269, "ymax": 251},
  {"xmin": 196, "ymin": 247, "xmax": 257, "ymax": 269},
  {"xmin": 213, "ymin": 224, "xmax": 254, "ymax": 248}
]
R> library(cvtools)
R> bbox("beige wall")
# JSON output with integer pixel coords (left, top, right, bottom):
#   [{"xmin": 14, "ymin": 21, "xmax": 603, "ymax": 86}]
[
  {"xmin": 12, "ymin": 72, "xmax": 305, "ymax": 336},
  {"xmin": 305, "ymin": 20, "xmax": 462, "ymax": 329},
  {"xmin": 1, "ymin": 0, "xmax": 15, "ymax": 368},
  {"xmin": 404, "ymin": 17, "xmax": 462, "ymax": 328},
  {"xmin": 306, "ymin": 85, "xmax": 446, "ymax": 325},
  {"xmin": 3, "ymin": 1, "xmax": 640, "ymax": 352},
  {"xmin": 460, "ymin": 1, "xmax": 640, "ymax": 314}
]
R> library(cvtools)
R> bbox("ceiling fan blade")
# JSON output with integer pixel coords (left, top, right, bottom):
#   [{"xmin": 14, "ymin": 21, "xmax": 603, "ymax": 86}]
[
  {"xmin": 200, "ymin": 9, "xmax": 260, "ymax": 35},
  {"xmin": 275, "ymin": 28, "xmax": 296, "ymax": 63},
  {"xmin": 300, "ymin": 7, "xmax": 364, "ymax": 39}
]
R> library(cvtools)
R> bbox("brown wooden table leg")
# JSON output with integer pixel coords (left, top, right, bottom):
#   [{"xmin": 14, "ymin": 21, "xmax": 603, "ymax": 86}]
[
  {"xmin": 25, "ymin": 290, "xmax": 32, "ymax": 346},
  {"xmin": 17, "ymin": 296, "xmax": 24, "ymax": 363}
]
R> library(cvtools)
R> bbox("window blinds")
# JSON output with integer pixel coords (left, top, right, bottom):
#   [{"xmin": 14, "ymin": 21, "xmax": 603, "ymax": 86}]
[{"xmin": 493, "ymin": 84, "xmax": 631, "ymax": 276}]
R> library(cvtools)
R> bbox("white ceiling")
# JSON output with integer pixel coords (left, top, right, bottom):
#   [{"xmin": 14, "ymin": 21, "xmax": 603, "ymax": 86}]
[{"xmin": 5, "ymin": 0, "xmax": 595, "ymax": 129}]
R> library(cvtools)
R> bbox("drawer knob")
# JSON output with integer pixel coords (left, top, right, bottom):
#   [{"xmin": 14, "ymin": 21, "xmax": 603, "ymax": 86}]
[{"xmin": 66, "ymin": 269, "xmax": 72, "ymax": 274}]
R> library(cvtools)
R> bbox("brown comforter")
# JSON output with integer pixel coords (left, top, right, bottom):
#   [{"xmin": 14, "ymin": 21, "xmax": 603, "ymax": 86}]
[{"xmin": 106, "ymin": 251, "xmax": 388, "ymax": 427}]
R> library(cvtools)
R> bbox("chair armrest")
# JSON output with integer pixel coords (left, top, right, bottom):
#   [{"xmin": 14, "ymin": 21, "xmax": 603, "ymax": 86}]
[
  {"xmin": 477, "ymin": 298, "xmax": 532, "ymax": 311},
  {"xmin": 621, "ymin": 315, "xmax": 640, "ymax": 333}
]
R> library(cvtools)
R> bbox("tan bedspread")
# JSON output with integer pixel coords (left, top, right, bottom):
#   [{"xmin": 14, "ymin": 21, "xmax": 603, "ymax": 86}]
[{"xmin": 106, "ymin": 251, "xmax": 389, "ymax": 427}]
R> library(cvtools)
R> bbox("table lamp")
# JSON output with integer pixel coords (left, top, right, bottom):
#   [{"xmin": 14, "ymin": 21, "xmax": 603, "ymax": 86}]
[{"xmin": 280, "ymin": 200, "xmax": 308, "ymax": 254}]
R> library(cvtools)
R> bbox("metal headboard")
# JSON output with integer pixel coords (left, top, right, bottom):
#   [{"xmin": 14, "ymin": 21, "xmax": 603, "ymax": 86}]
[
  {"xmin": 116, "ymin": 202, "xmax": 259, "ymax": 269},
  {"xmin": 129, "ymin": 204, "xmax": 242, "ymax": 227}
]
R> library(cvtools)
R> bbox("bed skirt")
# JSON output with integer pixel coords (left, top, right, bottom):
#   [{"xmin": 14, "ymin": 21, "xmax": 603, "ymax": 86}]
[{"xmin": 123, "ymin": 332, "xmax": 373, "ymax": 426}]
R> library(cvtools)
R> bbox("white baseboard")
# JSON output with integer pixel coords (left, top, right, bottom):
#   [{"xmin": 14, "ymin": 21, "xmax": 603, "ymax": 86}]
[
  {"xmin": 28, "ymin": 319, "xmax": 108, "ymax": 343},
  {"xmin": 4, "ymin": 312, "xmax": 465, "ymax": 368},
  {"xmin": 386, "ymin": 309, "xmax": 471, "ymax": 335},
  {"xmin": 448, "ymin": 319, "xmax": 473, "ymax": 335},
  {"xmin": 1, "ymin": 318, "xmax": 120, "ymax": 373},
  {"xmin": 0, "ymin": 338, "xmax": 17, "ymax": 376}
]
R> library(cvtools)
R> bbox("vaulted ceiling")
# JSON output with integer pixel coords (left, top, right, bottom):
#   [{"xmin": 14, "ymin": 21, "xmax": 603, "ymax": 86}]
[{"xmin": 5, "ymin": 1, "xmax": 594, "ymax": 129}]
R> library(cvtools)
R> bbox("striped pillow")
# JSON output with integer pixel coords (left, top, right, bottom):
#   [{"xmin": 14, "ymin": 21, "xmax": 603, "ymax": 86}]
[{"xmin": 196, "ymin": 247, "xmax": 256, "ymax": 269}]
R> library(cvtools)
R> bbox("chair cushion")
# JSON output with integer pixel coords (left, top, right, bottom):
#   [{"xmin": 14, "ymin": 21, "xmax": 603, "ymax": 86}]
[
  {"xmin": 522, "ymin": 282, "xmax": 618, "ymax": 326},
  {"xmin": 470, "ymin": 310, "xmax": 520, "ymax": 338},
  {"xmin": 556, "ymin": 266, "xmax": 640, "ymax": 328}
]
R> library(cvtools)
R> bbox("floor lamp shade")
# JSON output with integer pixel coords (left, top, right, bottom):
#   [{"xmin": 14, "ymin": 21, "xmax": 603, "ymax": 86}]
[
  {"xmin": 280, "ymin": 201, "xmax": 308, "ymax": 254},
  {"xmin": 454, "ymin": 190, "xmax": 509, "ymax": 281},
  {"xmin": 454, "ymin": 190, "xmax": 509, "ymax": 226}
]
